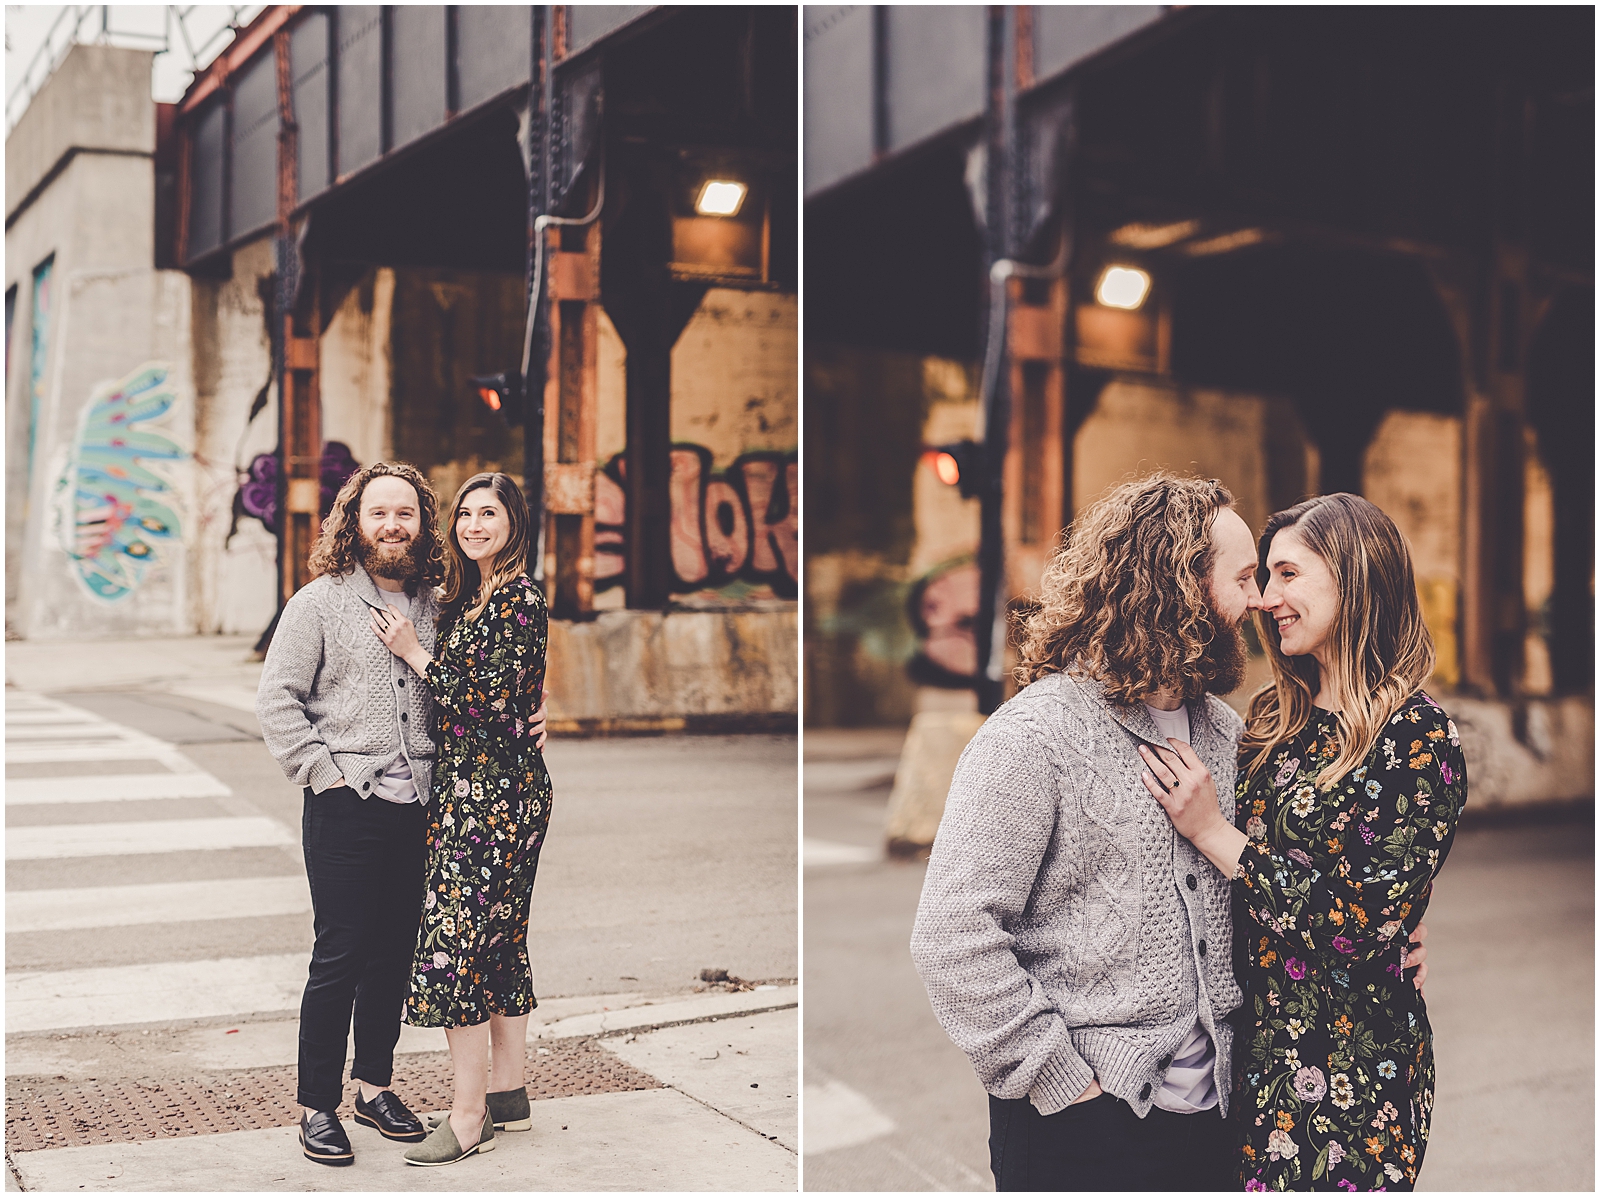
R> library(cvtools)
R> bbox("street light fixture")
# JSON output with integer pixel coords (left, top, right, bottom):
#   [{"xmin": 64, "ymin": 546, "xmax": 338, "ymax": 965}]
[
  {"xmin": 1095, "ymin": 265, "xmax": 1151, "ymax": 310},
  {"xmin": 695, "ymin": 179, "xmax": 747, "ymax": 217}
]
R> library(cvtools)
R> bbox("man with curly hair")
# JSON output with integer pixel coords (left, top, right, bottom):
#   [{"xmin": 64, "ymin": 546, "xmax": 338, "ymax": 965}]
[
  {"xmin": 911, "ymin": 472, "xmax": 1426, "ymax": 1190},
  {"xmin": 257, "ymin": 462, "xmax": 444, "ymax": 1164},
  {"xmin": 258, "ymin": 462, "xmax": 477, "ymax": 1166},
  {"xmin": 910, "ymin": 472, "xmax": 1265, "ymax": 1191}
]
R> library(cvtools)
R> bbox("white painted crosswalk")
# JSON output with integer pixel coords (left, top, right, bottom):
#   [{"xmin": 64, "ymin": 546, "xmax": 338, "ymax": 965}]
[
  {"xmin": 7, "ymin": 953, "xmax": 309, "ymax": 1033},
  {"xmin": 7, "ymin": 876, "xmax": 311, "ymax": 933},
  {"xmin": 5, "ymin": 692, "xmax": 307, "ymax": 1037},
  {"xmin": 7, "ymin": 816, "xmax": 294, "ymax": 859},
  {"xmin": 6, "ymin": 771, "xmax": 232, "ymax": 804}
]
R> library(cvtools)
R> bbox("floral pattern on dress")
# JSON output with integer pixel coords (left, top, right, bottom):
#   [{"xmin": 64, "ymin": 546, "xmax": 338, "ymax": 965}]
[
  {"xmin": 1233, "ymin": 692, "xmax": 1466, "ymax": 1191},
  {"xmin": 406, "ymin": 575, "xmax": 552, "ymax": 1028}
]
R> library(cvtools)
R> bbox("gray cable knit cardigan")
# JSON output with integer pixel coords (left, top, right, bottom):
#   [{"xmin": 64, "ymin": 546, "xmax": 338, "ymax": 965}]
[
  {"xmin": 256, "ymin": 563, "xmax": 440, "ymax": 801},
  {"xmin": 910, "ymin": 670, "xmax": 1245, "ymax": 1119}
]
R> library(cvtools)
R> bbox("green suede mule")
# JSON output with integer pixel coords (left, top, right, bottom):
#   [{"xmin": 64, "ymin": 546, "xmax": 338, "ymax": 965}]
[
  {"xmin": 403, "ymin": 1109, "xmax": 495, "ymax": 1167},
  {"xmin": 427, "ymin": 1087, "xmax": 531, "ymax": 1132}
]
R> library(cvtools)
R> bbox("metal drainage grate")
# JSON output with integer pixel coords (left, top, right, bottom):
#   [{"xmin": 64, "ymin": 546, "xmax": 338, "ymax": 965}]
[{"xmin": 6, "ymin": 1039, "xmax": 660, "ymax": 1153}]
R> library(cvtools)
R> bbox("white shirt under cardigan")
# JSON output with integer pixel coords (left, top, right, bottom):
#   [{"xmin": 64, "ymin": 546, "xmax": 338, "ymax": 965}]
[
  {"xmin": 370, "ymin": 590, "xmax": 419, "ymax": 805},
  {"xmin": 1142, "ymin": 700, "xmax": 1219, "ymax": 1115}
]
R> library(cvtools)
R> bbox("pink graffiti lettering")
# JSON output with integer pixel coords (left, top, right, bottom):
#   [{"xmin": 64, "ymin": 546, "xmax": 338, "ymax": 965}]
[
  {"xmin": 593, "ymin": 446, "xmax": 796, "ymax": 598},
  {"xmin": 908, "ymin": 558, "xmax": 980, "ymax": 685}
]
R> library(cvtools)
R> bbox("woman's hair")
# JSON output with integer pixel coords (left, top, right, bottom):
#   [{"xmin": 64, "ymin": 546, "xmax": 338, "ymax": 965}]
[
  {"xmin": 1241, "ymin": 492, "xmax": 1436, "ymax": 789},
  {"xmin": 1013, "ymin": 472, "xmax": 1236, "ymax": 705},
  {"xmin": 307, "ymin": 461, "xmax": 443, "ymax": 596},
  {"xmin": 438, "ymin": 471, "xmax": 532, "ymax": 627}
]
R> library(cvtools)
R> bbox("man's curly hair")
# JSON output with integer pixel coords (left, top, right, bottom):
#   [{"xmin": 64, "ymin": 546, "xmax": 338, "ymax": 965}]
[
  {"xmin": 306, "ymin": 461, "xmax": 445, "ymax": 596},
  {"xmin": 1013, "ymin": 472, "xmax": 1236, "ymax": 705}
]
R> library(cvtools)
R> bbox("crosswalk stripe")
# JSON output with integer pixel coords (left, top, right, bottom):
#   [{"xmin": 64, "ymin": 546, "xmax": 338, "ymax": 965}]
[
  {"xmin": 6, "ymin": 953, "xmax": 307, "ymax": 1033},
  {"xmin": 7, "ymin": 876, "xmax": 309, "ymax": 933},
  {"xmin": 5, "ymin": 740, "xmax": 184, "ymax": 764},
  {"xmin": 6, "ymin": 817, "xmax": 294, "ymax": 860},
  {"xmin": 5, "ymin": 711, "xmax": 102, "ymax": 726},
  {"xmin": 5, "ymin": 772, "xmax": 233, "ymax": 805},
  {"xmin": 5, "ymin": 724, "xmax": 139, "ymax": 740}
]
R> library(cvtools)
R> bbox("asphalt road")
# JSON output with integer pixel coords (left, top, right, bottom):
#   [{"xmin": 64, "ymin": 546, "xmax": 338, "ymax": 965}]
[
  {"xmin": 9, "ymin": 688, "xmax": 797, "ymax": 996},
  {"xmin": 802, "ymin": 735, "xmax": 1594, "ymax": 1192}
]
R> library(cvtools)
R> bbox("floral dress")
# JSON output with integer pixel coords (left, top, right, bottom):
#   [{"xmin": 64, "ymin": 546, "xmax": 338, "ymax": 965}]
[
  {"xmin": 406, "ymin": 576, "xmax": 552, "ymax": 1028},
  {"xmin": 1232, "ymin": 692, "xmax": 1466, "ymax": 1192}
]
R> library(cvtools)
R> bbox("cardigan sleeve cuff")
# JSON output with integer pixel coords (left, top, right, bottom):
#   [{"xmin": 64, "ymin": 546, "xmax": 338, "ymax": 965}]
[
  {"xmin": 1027, "ymin": 1049, "xmax": 1098, "ymax": 1116},
  {"xmin": 307, "ymin": 753, "xmax": 344, "ymax": 794}
]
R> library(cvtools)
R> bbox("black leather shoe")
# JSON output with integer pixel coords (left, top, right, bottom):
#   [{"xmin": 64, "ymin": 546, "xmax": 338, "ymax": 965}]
[
  {"xmin": 354, "ymin": 1090, "xmax": 427, "ymax": 1143},
  {"xmin": 300, "ymin": 1110, "xmax": 354, "ymax": 1166}
]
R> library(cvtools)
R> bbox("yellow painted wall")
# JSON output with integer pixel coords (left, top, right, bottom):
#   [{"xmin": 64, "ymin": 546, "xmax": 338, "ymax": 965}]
[{"xmin": 1362, "ymin": 410, "xmax": 1462, "ymax": 689}]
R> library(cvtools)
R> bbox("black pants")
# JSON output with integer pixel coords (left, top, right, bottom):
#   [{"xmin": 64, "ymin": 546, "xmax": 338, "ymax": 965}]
[
  {"xmin": 989, "ymin": 1092, "xmax": 1236, "ymax": 1192},
  {"xmin": 298, "ymin": 786, "xmax": 426, "ymax": 1111}
]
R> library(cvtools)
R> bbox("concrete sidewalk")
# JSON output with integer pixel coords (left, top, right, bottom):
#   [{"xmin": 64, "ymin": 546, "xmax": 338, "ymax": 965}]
[
  {"xmin": 5, "ymin": 634, "xmax": 266, "ymax": 711},
  {"xmin": 8, "ymin": 993, "xmax": 797, "ymax": 1192}
]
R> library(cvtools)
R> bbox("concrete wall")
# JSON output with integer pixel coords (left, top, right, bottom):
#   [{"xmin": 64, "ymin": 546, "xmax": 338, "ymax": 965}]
[
  {"xmin": 5, "ymin": 45, "xmax": 154, "ymax": 218},
  {"xmin": 668, "ymin": 288, "xmax": 798, "ymax": 605},
  {"xmin": 1520, "ymin": 428, "xmax": 1556, "ymax": 695},
  {"xmin": 546, "ymin": 607, "xmax": 798, "ymax": 731},
  {"xmin": 1073, "ymin": 379, "xmax": 1313, "ymax": 545},
  {"xmin": 671, "ymin": 289, "xmax": 798, "ymax": 469},
  {"xmin": 594, "ymin": 287, "xmax": 798, "ymax": 607},
  {"xmin": 188, "ymin": 235, "xmax": 278, "ymax": 637},
  {"xmin": 5, "ymin": 45, "xmax": 197, "ymax": 641},
  {"xmin": 1363, "ymin": 410, "xmax": 1463, "ymax": 689},
  {"xmin": 320, "ymin": 268, "xmax": 397, "ymax": 467}
]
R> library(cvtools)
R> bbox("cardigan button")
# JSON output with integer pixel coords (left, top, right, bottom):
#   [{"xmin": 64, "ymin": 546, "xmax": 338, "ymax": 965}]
[
  {"xmin": 401, "ymin": 712, "xmax": 408, "ymax": 722},
  {"xmin": 1139, "ymin": 1083, "xmax": 1152, "ymax": 1101},
  {"xmin": 1198, "ymin": 939, "xmax": 1208, "ymax": 956},
  {"xmin": 1157, "ymin": 1054, "xmax": 1172, "ymax": 1070},
  {"xmin": 397, "ymin": 678, "xmax": 405, "ymax": 687},
  {"xmin": 1186, "ymin": 874, "xmax": 1198, "ymax": 890}
]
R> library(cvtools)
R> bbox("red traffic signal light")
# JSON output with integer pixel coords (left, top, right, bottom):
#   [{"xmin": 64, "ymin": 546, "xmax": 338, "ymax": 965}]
[
  {"xmin": 923, "ymin": 440, "xmax": 981, "ymax": 500},
  {"xmin": 469, "ymin": 372, "xmax": 523, "ymax": 426}
]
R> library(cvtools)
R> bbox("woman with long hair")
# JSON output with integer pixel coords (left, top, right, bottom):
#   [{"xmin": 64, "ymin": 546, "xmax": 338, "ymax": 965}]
[
  {"xmin": 1137, "ymin": 493, "xmax": 1467, "ymax": 1191},
  {"xmin": 369, "ymin": 471, "xmax": 552, "ymax": 1167}
]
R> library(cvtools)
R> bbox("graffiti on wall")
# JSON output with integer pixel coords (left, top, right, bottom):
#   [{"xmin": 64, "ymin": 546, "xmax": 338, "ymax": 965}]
[
  {"xmin": 593, "ymin": 446, "xmax": 798, "ymax": 599},
  {"xmin": 906, "ymin": 555, "xmax": 980, "ymax": 687},
  {"xmin": 230, "ymin": 441, "xmax": 361, "ymax": 538},
  {"xmin": 50, "ymin": 363, "xmax": 187, "ymax": 602},
  {"xmin": 28, "ymin": 256, "xmax": 53, "ymax": 487}
]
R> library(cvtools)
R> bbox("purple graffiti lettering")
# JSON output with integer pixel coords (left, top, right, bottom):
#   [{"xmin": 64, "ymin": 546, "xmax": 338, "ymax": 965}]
[
  {"xmin": 239, "ymin": 453, "xmax": 278, "ymax": 531},
  {"xmin": 235, "ymin": 441, "xmax": 360, "ymax": 537}
]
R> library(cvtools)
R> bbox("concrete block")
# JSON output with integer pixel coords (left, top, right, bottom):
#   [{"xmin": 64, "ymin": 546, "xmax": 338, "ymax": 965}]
[
  {"xmin": 1448, "ymin": 694, "xmax": 1594, "ymax": 811},
  {"xmin": 883, "ymin": 710, "xmax": 987, "ymax": 856},
  {"xmin": 546, "ymin": 607, "xmax": 798, "ymax": 730}
]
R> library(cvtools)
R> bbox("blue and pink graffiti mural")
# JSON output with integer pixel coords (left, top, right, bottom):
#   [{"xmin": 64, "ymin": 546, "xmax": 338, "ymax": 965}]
[{"xmin": 51, "ymin": 363, "xmax": 186, "ymax": 602}]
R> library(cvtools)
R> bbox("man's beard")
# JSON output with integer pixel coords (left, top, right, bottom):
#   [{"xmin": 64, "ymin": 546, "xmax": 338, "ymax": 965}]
[
  {"xmin": 1197, "ymin": 611, "xmax": 1249, "ymax": 696},
  {"xmin": 359, "ymin": 531, "xmax": 421, "ymax": 583}
]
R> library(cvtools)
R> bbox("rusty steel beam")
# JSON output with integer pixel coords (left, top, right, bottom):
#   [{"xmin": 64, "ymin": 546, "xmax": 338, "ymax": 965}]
[
  {"xmin": 273, "ymin": 20, "xmax": 322, "ymax": 608},
  {"xmin": 180, "ymin": 5, "xmax": 301, "ymax": 117}
]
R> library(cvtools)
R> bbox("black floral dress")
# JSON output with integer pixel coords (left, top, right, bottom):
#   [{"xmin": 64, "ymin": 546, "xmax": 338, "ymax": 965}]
[
  {"xmin": 1232, "ymin": 692, "xmax": 1466, "ymax": 1192},
  {"xmin": 406, "ymin": 576, "xmax": 552, "ymax": 1028}
]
